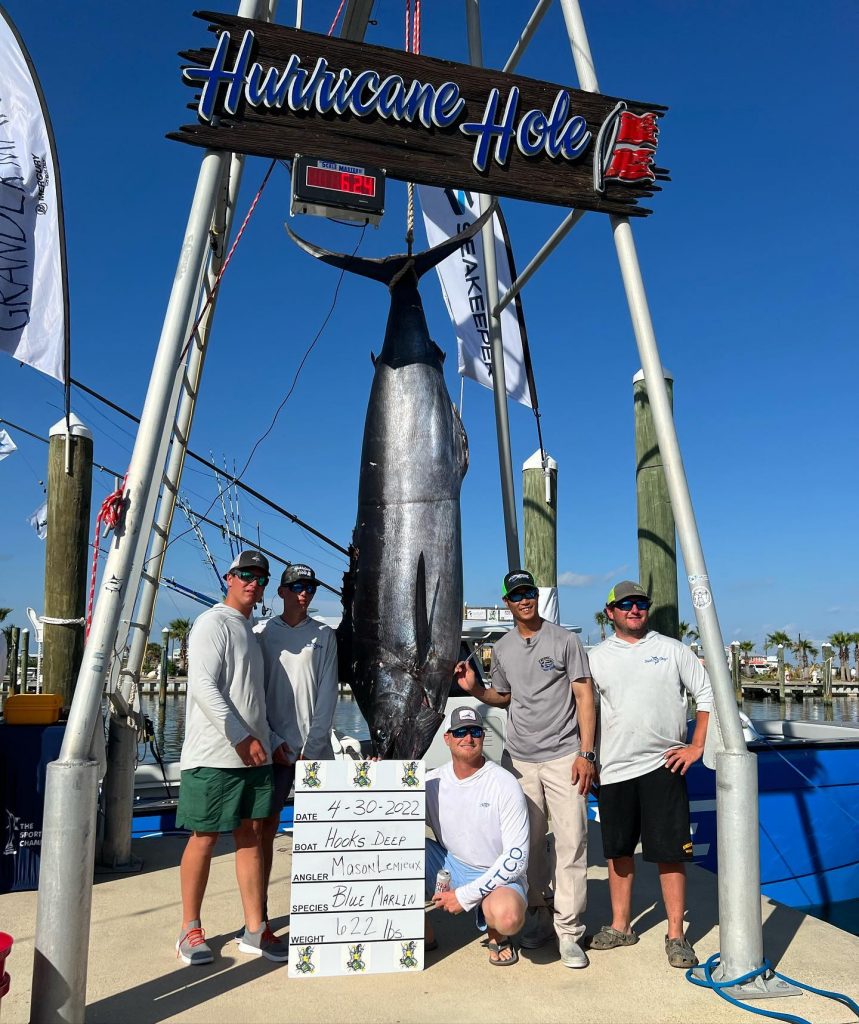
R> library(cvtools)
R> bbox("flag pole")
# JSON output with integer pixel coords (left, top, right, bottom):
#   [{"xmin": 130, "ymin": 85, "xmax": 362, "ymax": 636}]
[{"xmin": 464, "ymin": 0, "xmax": 520, "ymax": 571}]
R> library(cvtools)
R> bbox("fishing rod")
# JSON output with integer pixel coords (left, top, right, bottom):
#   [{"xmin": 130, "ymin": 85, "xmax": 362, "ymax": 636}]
[
  {"xmin": 2, "ymin": 416, "xmax": 342, "ymax": 596},
  {"xmin": 69, "ymin": 377, "xmax": 350, "ymax": 556}
]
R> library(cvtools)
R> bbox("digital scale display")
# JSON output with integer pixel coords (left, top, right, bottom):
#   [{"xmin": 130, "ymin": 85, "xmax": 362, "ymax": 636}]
[
  {"xmin": 305, "ymin": 165, "xmax": 377, "ymax": 197},
  {"xmin": 292, "ymin": 155, "xmax": 385, "ymax": 225}
]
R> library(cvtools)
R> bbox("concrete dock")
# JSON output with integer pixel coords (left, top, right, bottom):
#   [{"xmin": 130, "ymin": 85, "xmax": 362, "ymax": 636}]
[{"xmin": 2, "ymin": 822, "xmax": 856, "ymax": 1023}]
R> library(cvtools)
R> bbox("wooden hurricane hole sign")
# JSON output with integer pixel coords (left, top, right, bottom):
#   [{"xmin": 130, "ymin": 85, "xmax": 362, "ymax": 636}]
[{"xmin": 172, "ymin": 12, "xmax": 668, "ymax": 217}]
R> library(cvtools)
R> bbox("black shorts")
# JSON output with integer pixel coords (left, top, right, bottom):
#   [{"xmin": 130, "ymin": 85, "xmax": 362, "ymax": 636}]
[
  {"xmin": 270, "ymin": 763, "xmax": 296, "ymax": 815},
  {"xmin": 597, "ymin": 765, "xmax": 693, "ymax": 864}
]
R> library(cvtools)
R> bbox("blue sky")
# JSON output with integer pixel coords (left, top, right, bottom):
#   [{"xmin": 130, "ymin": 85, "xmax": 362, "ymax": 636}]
[{"xmin": 1, "ymin": 0, "xmax": 857, "ymax": 656}]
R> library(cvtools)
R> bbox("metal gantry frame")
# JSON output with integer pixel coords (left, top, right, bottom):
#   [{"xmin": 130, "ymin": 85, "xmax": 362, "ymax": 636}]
[{"xmin": 33, "ymin": 1, "xmax": 788, "ymax": 1018}]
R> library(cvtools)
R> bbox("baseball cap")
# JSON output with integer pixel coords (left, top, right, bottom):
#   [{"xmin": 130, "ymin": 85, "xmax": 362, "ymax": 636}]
[
  {"xmin": 502, "ymin": 569, "xmax": 536, "ymax": 597},
  {"xmin": 606, "ymin": 580, "xmax": 650, "ymax": 606},
  {"xmin": 224, "ymin": 550, "xmax": 270, "ymax": 578},
  {"xmin": 280, "ymin": 563, "xmax": 322, "ymax": 587},
  {"xmin": 445, "ymin": 705, "xmax": 484, "ymax": 732}
]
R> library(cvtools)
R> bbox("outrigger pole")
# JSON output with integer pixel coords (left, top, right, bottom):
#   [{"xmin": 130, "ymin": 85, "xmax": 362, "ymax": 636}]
[
  {"xmin": 465, "ymin": 1, "xmax": 521, "ymax": 572},
  {"xmin": 30, "ymin": 2, "xmax": 277, "ymax": 1018},
  {"xmin": 555, "ymin": 0, "xmax": 797, "ymax": 1000}
]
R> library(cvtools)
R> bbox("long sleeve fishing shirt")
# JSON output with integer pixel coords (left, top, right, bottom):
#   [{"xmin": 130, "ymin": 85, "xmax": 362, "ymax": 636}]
[
  {"xmin": 587, "ymin": 630, "xmax": 713, "ymax": 786},
  {"xmin": 179, "ymin": 603, "xmax": 270, "ymax": 771},
  {"xmin": 254, "ymin": 614, "xmax": 339, "ymax": 760},
  {"xmin": 426, "ymin": 759, "xmax": 529, "ymax": 911}
]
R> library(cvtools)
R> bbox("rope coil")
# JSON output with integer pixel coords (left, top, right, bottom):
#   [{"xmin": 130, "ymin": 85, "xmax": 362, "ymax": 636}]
[{"xmin": 86, "ymin": 475, "xmax": 127, "ymax": 638}]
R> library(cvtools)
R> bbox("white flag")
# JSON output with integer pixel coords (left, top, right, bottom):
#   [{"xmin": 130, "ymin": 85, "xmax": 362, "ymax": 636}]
[
  {"xmin": 0, "ymin": 10, "xmax": 68, "ymax": 383},
  {"xmin": 28, "ymin": 499, "xmax": 47, "ymax": 540},
  {"xmin": 419, "ymin": 186, "xmax": 531, "ymax": 407},
  {"xmin": 0, "ymin": 428, "xmax": 17, "ymax": 460}
]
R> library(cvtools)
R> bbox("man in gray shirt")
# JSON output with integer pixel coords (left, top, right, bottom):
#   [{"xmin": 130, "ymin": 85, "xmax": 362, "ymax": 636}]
[
  {"xmin": 175, "ymin": 551, "xmax": 289, "ymax": 966},
  {"xmin": 456, "ymin": 569, "xmax": 596, "ymax": 969}
]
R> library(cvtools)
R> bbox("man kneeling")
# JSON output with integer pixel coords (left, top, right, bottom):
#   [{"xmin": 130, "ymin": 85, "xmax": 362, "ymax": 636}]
[{"xmin": 425, "ymin": 707, "xmax": 528, "ymax": 966}]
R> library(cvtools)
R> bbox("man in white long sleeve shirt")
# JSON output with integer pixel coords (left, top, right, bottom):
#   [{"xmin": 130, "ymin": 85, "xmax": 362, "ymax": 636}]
[
  {"xmin": 587, "ymin": 580, "xmax": 713, "ymax": 970},
  {"xmin": 175, "ymin": 551, "xmax": 289, "ymax": 966},
  {"xmin": 254, "ymin": 563, "xmax": 339, "ymax": 916},
  {"xmin": 425, "ymin": 706, "xmax": 529, "ymax": 966}
]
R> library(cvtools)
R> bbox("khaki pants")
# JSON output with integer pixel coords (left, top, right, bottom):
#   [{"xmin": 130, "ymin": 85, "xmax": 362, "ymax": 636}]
[{"xmin": 509, "ymin": 752, "xmax": 588, "ymax": 942}]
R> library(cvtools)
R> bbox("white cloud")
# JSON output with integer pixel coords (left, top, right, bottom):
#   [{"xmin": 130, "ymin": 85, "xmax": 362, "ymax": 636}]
[{"xmin": 557, "ymin": 566, "xmax": 629, "ymax": 588}]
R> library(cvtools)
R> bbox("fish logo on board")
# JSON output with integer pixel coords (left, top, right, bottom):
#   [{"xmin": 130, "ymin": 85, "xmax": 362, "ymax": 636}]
[
  {"xmin": 302, "ymin": 762, "xmax": 322, "ymax": 789},
  {"xmin": 401, "ymin": 761, "xmax": 420, "ymax": 788},
  {"xmin": 346, "ymin": 943, "xmax": 367, "ymax": 972},
  {"xmin": 353, "ymin": 761, "xmax": 373, "ymax": 788},
  {"xmin": 399, "ymin": 940, "xmax": 419, "ymax": 969},
  {"xmin": 295, "ymin": 945, "xmax": 316, "ymax": 974}
]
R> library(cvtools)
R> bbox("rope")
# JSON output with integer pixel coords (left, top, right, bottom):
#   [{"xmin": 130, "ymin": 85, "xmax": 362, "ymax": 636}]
[
  {"xmin": 86, "ymin": 475, "xmax": 127, "ymax": 639},
  {"xmin": 178, "ymin": 160, "xmax": 276, "ymax": 367},
  {"xmin": 403, "ymin": 0, "xmax": 421, "ymax": 254},
  {"xmin": 327, "ymin": 0, "xmax": 348, "ymax": 36},
  {"xmin": 40, "ymin": 616, "xmax": 85, "ymax": 626},
  {"xmin": 685, "ymin": 952, "xmax": 859, "ymax": 1024}
]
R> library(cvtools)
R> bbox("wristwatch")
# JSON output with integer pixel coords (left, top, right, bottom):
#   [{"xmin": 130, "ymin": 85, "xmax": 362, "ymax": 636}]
[{"xmin": 577, "ymin": 750, "xmax": 597, "ymax": 763}]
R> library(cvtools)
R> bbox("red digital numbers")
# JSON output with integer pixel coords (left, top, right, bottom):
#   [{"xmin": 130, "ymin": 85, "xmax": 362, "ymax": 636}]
[{"xmin": 307, "ymin": 166, "xmax": 375, "ymax": 197}]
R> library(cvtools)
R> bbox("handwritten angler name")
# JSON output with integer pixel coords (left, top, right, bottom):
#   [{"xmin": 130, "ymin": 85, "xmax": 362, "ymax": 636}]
[{"xmin": 184, "ymin": 29, "xmax": 592, "ymax": 173}]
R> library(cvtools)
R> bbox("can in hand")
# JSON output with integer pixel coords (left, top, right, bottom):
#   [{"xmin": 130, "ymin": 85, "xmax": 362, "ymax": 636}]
[{"xmin": 435, "ymin": 869, "xmax": 451, "ymax": 894}]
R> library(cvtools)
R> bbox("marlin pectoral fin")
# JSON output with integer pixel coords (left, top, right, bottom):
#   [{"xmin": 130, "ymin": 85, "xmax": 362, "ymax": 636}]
[{"xmin": 415, "ymin": 552, "xmax": 430, "ymax": 670}]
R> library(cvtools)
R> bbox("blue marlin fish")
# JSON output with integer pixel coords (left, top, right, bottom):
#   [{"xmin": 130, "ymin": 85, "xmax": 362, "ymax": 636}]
[{"xmin": 288, "ymin": 206, "xmax": 495, "ymax": 758}]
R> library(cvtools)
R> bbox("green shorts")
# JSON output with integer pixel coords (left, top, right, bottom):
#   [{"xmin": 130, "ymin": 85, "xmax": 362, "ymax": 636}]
[{"xmin": 176, "ymin": 765, "xmax": 274, "ymax": 833}]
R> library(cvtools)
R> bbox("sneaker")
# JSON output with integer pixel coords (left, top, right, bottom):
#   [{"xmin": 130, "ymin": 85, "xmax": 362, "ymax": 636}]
[
  {"xmin": 238, "ymin": 924, "xmax": 289, "ymax": 963},
  {"xmin": 519, "ymin": 906, "xmax": 555, "ymax": 949},
  {"xmin": 176, "ymin": 920, "xmax": 214, "ymax": 965},
  {"xmin": 559, "ymin": 935, "xmax": 589, "ymax": 969}
]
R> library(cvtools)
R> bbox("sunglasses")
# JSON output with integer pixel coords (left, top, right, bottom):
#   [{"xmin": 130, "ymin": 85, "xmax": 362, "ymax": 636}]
[
  {"xmin": 449, "ymin": 726, "xmax": 485, "ymax": 739},
  {"xmin": 232, "ymin": 570, "xmax": 269, "ymax": 587},
  {"xmin": 612, "ymin": 597, "xmax": 651, "ymax": 611},
  {"xmin": 506, "ymin": 587, "xmax": 539, "ymax": 603},
  {"xmin": 285, "ymin": 582, "xmax": 317, "ymax": 594}
]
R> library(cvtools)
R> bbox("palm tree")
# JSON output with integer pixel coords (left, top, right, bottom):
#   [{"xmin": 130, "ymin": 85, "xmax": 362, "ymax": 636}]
[
  {"xmin": 168, "ymin": 618, "xmax": 192, "ymax": 675},
  {"xmin": 765, "ymin": 631, "xmax": 792, "ymax": 663},
  {"xmin": 739, "ymin": 640, "xmax": 755, "ymax": 660},
  {"xmin": 0, "ymin": 608, "xmax": 11, "ymax": 623},
  {"xmin": 791, "ymin": 637, "xmax": 818, "ymax": 679},
  {"xmin": 678, "ymin": 621, "xmax": 699, "ymax": 643},
  {"xmin": 594, "ymin": 610, "xmax": 609, "ymax": 641},
  {"xmin": 829, "ymin": 631, "xmax": 852, "ymax": 681}
]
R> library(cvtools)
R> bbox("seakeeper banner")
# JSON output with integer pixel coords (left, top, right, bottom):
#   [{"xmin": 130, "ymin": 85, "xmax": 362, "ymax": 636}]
[
  {"xmin": 419, "ymin": 186, "xmax": 531, "ymax": 408},
  {"xmin": 0, "ymin": 9, "xmax": 68, "ymax": 383}
]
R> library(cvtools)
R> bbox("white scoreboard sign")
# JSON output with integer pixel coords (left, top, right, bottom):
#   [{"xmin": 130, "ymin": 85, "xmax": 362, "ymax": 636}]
[{"xmin": 288, "ymin": 758, "xmax": 426, "ymax": 978}]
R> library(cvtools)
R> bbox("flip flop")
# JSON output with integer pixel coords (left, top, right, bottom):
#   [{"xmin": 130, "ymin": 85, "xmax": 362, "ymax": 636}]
[
  {"xmin": 590, "ymin": 925, "xmax": 639, "ymax": 950},
  {"xmin": 486, "ymin": 939, "xmax": 519, "ymax": 967}
]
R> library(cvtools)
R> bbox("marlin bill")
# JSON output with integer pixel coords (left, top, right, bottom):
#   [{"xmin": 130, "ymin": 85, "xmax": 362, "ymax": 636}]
[{"xmin": 287, "ymin": 206, "xmax": 495, "ymax": 757}]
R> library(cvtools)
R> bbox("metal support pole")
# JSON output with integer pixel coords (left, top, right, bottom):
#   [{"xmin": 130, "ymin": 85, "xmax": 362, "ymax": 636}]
[
  {"xmin": 494, "ymin": 209, "xmax": 586, "ymax": 316},
  {"xmin": 30, "ymin": 760, "xmax": 100, "ymax": 1024},
  {"xmin": 159, "ymin": 627, "xmax": 170, "ymax": 708},
  {"xmin": 19, "ymin": 628, "xmax": 29, "ymax": 692},
  {"xmin": 503, "ymin": 0, "xmax": 553, "ymax": 73},
  {"xmin": 777, "ymin": 644, "xmax": 785, "ymax": 703},
  {"xmin": 557, "ymin": 0, "xmax": 794, "ymax": 995},
  {"xmin": 8, "ymin": 626, "xmax": 18, "ymax": 695},
  {"xmin": 465, "ymin": 0, "xmax": 520, "ymax": 570},
  {"xmin": 731, "ymin": 641, "xmax": 742, "ymax": 704},
  {"xmin": 821, "ymin": 642, "xmax": 833, "ymax": 706}
]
